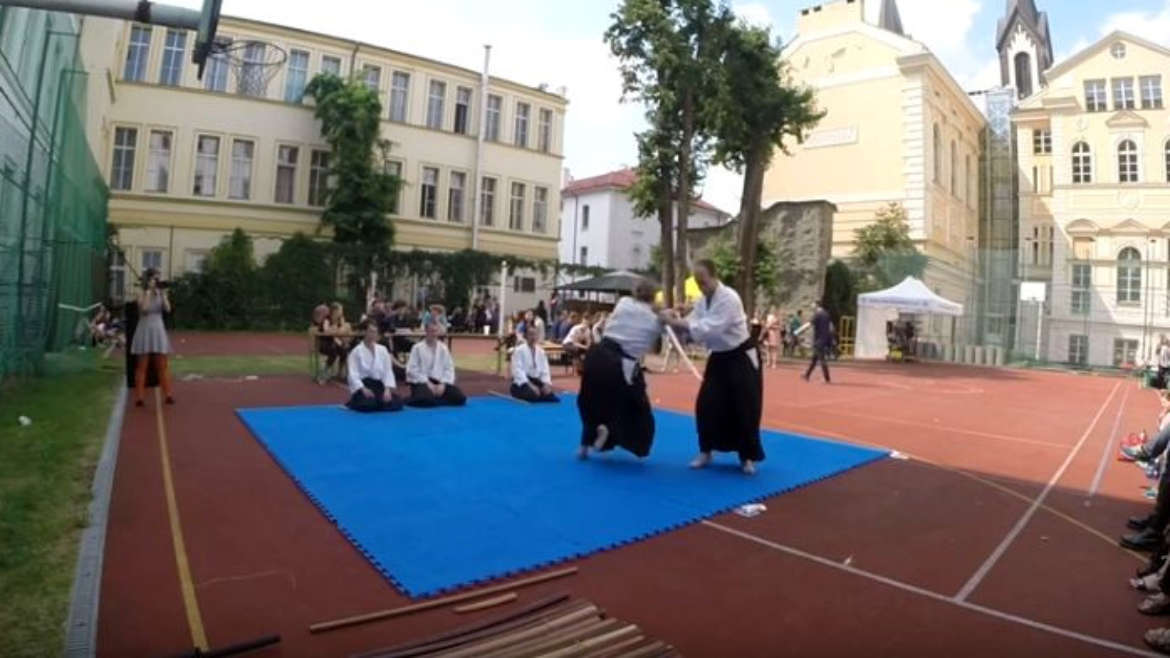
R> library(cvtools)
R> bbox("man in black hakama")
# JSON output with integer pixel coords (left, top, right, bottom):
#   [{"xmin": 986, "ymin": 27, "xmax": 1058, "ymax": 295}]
[{"xmin": 663, "ymin": 260, "xmax": 764, "ymax": 475}]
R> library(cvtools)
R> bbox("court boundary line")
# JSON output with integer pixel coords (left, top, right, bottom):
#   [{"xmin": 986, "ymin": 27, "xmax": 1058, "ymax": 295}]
[
  {"xmin": 785, "ymin": 406, "xmax": 1070, "ymax": 450},
  {"xmin": 1088, "ymin": 384, "xmax": 1132, "ymax": 499},
  {"xmin": 955, "ymin": 380, "xmax": 1123, "ymax": 601},
  {"xmin": 701, "ymin": 520, "xmax": 1159, "ymax": 658},
  {"xmin": 155, "ymin": 388, "xmax": 209, "ymax": 650}
]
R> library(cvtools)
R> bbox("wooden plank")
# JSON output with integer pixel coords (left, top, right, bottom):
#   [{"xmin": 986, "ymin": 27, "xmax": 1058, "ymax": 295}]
[
  {"xmin": 452, "ymin": 593, "xmax": 517, "ymax": 614},
  {"xmin": 310, "ymin": 567, "xmax": 578, "ymax": 634}
]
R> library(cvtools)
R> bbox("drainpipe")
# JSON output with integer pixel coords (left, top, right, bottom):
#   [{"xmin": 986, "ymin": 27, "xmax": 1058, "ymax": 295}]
[{"xmin": 471, "ymin": 45, "xmax": 490, "ymax": 250}]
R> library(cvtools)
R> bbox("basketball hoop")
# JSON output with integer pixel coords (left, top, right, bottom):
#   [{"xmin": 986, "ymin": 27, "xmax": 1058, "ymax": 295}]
[{"xmin": 212, "ymin": 38, "xmax": 287, "ymax": 97}]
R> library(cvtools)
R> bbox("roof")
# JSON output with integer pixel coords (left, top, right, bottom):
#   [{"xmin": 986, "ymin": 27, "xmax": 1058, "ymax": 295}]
[
  {"xmin": 1043, "ymin": 30, "xmax": 1170, "ymax": 81},
  {"xmin": 995, "ymin": 0, "xmax": 1052, "ymax": 62},
  {"xmin": 858, "ymin": 277, "xmax": 964, "ymax": 316},
  {"xmin": 556, "ymin": 270, "xmax": 657, "ymax": 294},
  {"xmin": 561, "ymin": 168, "xmax": 727, "ymax": 214},
  {"xmin": 877, "ymin": 0, "xmax": 904, "ymax": 37}
]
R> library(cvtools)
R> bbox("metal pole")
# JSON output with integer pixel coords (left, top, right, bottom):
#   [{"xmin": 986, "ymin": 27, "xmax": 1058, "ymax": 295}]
[
  {"xmin": 471, "ymin": 45, "xmax": 490, "ymax": 250},
  {"xmin": 1034, "ymin": 299, "xmax": 1042, "ymax": 361},
  {"xmin": 498, "ymin": 259, "xmax": 507, "ymax": 339},
  {"xmin": 1, "ymin": 0, "xmax": 201, "ymax": 29}
]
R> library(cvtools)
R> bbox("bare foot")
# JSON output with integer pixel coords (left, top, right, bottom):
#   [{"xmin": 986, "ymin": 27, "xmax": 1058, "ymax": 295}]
[
  {"xmin": 576, "ymin": 445, "xmax": 589, "ymax": 460},
  {"xmin": 690, "ymin": 452, "xmax": 712, "ymax": 469},
  {"xmin": 741, "ymin": 460, "xmax": 757, "ymax": 476},
  {"xmin": 593, "ymin": 424, "xmax": 609, "ymax": 451}
]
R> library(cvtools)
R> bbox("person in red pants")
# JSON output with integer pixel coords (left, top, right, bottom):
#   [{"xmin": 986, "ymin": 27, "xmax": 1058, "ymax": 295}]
[{"xmin": 131, "ymin": 269, "xmax": 174, "ymax": 407}]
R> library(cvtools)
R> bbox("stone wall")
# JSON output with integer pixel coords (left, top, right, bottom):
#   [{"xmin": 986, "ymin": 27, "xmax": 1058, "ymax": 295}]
[{"xmin": 689, "ymin": 200, "xmax": 835, "ymax": 314}]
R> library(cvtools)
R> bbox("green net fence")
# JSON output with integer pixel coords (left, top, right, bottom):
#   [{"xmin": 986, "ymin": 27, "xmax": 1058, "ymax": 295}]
[{"xmin": 0, "ymin": 8, "xmax": 109, "ymax": 379}]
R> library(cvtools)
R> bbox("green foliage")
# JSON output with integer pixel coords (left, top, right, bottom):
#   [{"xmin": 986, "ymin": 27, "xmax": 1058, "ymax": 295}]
[
  {"xmin": 304, "ymin": 73, "xmax": 400, "ymax": 270},
  {"xmin": 171, "ymin": 229, "xmax": 260, "ymax": 329},
  {"xmin": 822, "ymin": 260, "xmax": 856, "ymax": 322},
  {"xmin": 260, "ymin": 233, "xmax": 336, "ymax": 322},
  {"xmin": 852, "ymin": 203, "xmax": 927, "ymax": 291},
  {"xmin": 703, "ymin": 233, "xmax": 781, "ymax": 295}
]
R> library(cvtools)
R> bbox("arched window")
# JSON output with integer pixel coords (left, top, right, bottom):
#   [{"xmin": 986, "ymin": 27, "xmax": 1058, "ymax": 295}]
[
  {"xmin": 1072, "ymin": 142, "xmax": 1092, "ymax": 184},
  {"xmin": 1119, "ymin": 140, "xmax": 1139, "ymax": 183},
  {"xmin": 950, "ymin": 141, "xmax": 957, "ymax": 194},
  {"xmin": 933, "ymin": 124, "xmax": 941, "ymax": 183},
  {"xmin": 1118, "ymin": 247, "xmax": 1142, "ymax": 304},
  {"xmin": 1014, "ymin": 52, "xmax": 1033, "ymax": 98}
]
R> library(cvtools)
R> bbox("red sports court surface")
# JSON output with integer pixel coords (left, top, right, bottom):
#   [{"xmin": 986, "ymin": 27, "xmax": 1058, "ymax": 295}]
[{"xmin": 99, "ymin": 338, "xmax": 1164, "ymax": 657}]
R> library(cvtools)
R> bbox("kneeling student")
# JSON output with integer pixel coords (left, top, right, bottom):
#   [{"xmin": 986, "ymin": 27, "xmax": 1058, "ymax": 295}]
[
  {"xmin": 405, "ymin": 321, "xmax": 466, "ymax": 407},
  {"xmin": 511, "ymin": 325, "xmax": 559, "ymax": 403},
  {"xmin": 345, "ymin": 323, "xmax": 404, "ymax": 412}
]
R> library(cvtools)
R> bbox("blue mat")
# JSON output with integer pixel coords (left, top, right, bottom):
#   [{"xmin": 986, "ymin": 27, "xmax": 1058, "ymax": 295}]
[{"xmin": 237, "ymin": 395, "xmax": 887, "ymax": 598}]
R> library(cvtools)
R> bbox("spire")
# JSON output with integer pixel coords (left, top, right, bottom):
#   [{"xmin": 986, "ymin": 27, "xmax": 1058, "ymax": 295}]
[{"xmin": 878, "ymin": 0, "xmax": 905, "ymax": 36}]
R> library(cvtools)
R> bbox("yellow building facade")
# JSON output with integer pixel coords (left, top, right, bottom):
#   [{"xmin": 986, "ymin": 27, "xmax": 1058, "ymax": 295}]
[
  {"xmin": 78, "ymin": 15, "xmax": 567, "ymax": 304},
  {"xmin": 1014, "ymin": 31, "xmax": 1170, "ymax": 367},
  {"xmin": 764, "ymin": 0, "xmax": 984, "ymax": 337}
]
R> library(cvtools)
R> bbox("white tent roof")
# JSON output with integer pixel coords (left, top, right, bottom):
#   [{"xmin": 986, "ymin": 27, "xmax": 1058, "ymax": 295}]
[{"xmin": 857, "ymin": 276, "xmax": 963, "ymax": 316}]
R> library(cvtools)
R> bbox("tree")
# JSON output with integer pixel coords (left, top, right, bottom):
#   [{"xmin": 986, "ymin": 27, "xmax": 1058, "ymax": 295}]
[
  {"xmin": 702, "ymin": 233, "xmax": 782, "ymax": 303},
  {"xmin": 822, "ymin": 260, "xmax": 856, "ymax": 322},
  {"xmin": 606, "ymin": 0, "xmax": 731, "ymax": 303},
  {"xmin": 852, "ymin": 202, "xmax": 927, "ymax": 290},
  {"xmin": 261, "ymin": 233, "xmax": 334, "ymax": 324},
  {"xmin": 710, "ymin": 23, "xmax": 823, "ymax": 315},
  {"xmin": 304, "ymin": 73, "xmax": 400, "ymax": 287}
]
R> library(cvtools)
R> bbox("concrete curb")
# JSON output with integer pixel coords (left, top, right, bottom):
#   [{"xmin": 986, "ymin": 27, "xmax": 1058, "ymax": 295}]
[{"xmin": 64, "ymin": 383, "xmax": 127, "ymax": 658}]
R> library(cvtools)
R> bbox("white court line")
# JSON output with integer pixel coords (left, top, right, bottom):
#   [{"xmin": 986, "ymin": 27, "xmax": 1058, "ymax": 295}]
[
  {"xmin": 954, "ymin": 380, "xmax": 1123, "ymax": 602},
  {"xmin": 1088, "ymin": 384, "xmax": 1132, "ymax": 500},
  {"xmin": 701, "ymin": 520, "xmax": 1159, "ymax": 658}
]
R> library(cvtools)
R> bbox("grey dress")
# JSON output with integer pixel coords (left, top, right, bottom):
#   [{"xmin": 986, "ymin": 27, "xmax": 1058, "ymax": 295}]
[{"xmin": 131, "ymin": 293, "xmax": 172, "ymax": 355}]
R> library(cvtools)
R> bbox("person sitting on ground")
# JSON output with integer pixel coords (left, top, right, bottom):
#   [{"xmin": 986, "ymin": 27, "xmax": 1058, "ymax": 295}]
[
  {"xmin": 1122, "ymin": 390, "xmax": 1170, "ymax": 550},
  {"xmin": 511, "ymin": 324, "xmax": 559, "ymax": 403},
  {"xmin": 345, "ymin": 323, "xmax": 403, "ymax": 413},
  {"xmin": 405, "ymin": 320, "xmax": 466, "ymax": 408}
]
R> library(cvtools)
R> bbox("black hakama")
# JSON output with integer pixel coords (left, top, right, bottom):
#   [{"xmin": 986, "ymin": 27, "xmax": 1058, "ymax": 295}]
[
  {"xmin": 346, "ymin": 378, "xmax": 404, "ymax": 412},
  {"xmin": 695, "ymin": 339, "xmax": 764, "ymax": 462},
  {"xmin": 578, "ymin": 338, "xmax": 655, "ymax": 458}
]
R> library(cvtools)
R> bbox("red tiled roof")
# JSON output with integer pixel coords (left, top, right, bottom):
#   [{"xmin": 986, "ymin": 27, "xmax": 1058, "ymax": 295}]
[{"xmin": 562, "ymin": 167, "xmax": 727, "ymax": 215}]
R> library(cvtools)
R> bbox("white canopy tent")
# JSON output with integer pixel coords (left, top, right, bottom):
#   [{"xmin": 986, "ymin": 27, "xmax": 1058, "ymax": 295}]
[{"xmin": 854, "ymin": 276, "xmax": 964, "ymax": 359}]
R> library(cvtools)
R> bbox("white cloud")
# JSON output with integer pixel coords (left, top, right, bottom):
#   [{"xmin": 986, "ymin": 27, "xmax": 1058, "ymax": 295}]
[
  {"xmin": 733, "ymin": 2, "xmax": 774, "ymax": 30},
  {"xmin": 862, "ymin": 0, "xmax": 996, "ymax": 92},
  {"xmin": 1100, "ymin": 1, "xmax": 1170, "ymax": 43}
]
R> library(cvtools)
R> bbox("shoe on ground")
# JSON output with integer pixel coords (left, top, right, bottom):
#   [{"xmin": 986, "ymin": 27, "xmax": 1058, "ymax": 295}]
[
  {"xmin": 1122, "ymin": 527, "xmax": 1167, "ymax": 551},
  {"xmin": 1133, "ymin": 516, "xmax": 1154, "ymax": 531},
  {"xmin": 1141, "ymin": 592, "xmax": 1170, "ymax": 615},
  {"xmin": 1124, "ymin": 444, "xmax": 1149, "ymax": 461}
]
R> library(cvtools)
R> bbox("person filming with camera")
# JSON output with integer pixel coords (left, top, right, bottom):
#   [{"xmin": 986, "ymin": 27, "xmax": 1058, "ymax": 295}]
[{"xmin": 131, "ymin": 268, "xmax": 175, "ymax": 407}]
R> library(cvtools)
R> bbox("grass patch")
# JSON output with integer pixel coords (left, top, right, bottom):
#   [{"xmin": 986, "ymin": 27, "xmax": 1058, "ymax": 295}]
[
  {"xmin": 170, "ymin": 354, "xmax": 307, "ymax": 377},
  {"xmin": 0, "ymin": 368, "xmax": 118, "ymax": 658}
]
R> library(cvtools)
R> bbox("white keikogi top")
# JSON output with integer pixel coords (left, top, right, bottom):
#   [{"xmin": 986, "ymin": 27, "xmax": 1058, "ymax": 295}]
[
  {"xmin": 512, "ymin": 342, "xmax": 552, "ymax": 387},
  {"xmin": 601, "ymin": 296, "xmax": 664, "ymax": 384},
  {"xmin": 686, "ymin": 283, "xmax": 750, "ymax": 352},
  {"xmin": 346, "ymin": 342, "xmax": 397, "ymax": 392},
  {"xmin": 406, "ymin": 340, "xmax": 456, "ymax": 385}
]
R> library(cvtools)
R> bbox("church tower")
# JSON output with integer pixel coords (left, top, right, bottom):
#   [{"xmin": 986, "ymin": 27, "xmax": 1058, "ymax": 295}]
[{"xmin": 996, "ymin": 0, "xmax": 1054, "ymax": 99}]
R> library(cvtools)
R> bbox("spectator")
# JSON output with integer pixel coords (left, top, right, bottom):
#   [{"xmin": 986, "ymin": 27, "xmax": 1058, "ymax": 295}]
[
  {"xmin": 529, "ymin": 308, "xmax": 546, "ymax": 343},
  {"xmin": 549, "ymin": 310, "xmax": 570, "ymax": 342},
  {"xmin": 535, "ymin": 300, "xmax": 548, "ymax": 325},
  {"xmin": 591, "ymin": 312, "xmax": 608, "ymax": 344},
  {"xmin": 131, "ymin": 269, "xmax": 174, "ymax": 407},
  {"xmin": 562, "ymin": 312, "xmax": 592, "ymax": 361}
]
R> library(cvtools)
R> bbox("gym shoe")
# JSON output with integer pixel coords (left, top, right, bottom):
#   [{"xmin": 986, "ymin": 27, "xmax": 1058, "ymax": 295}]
[{"xmin": 1123, "ymin": 527, "xmax": 1166, "ymax": 551}]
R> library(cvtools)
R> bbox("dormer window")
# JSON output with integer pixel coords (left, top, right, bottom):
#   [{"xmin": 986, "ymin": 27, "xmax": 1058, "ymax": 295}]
[{"xmin": 1111, "ymin": 42, "xmax": 1127, "ymax": 59}]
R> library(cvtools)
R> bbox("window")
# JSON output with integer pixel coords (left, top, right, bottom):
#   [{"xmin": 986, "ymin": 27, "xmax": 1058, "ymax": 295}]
[
  {"xmin": 238, "ymin": 42, "xmax": 270, "ymax": 97},
  {"xmin": 1014, "ymin": 52, "xmax": 1032, "ymax": 98},
  {"xmin": 1118, "ymin": 139, "xmax": 1139, "ymax": 183},
  {"xmin": 480, "ymin": 177, "xmax": 496, "ymax": 226},
  {"xmin": 110, "ymin": 127, "xmax": 137, "ymax": 191},
  {"xmin": 309, "ymin": 150, "xmax": 330, "ymax": 207},
  {"xmin": 1072, "ymin": 142, "xmax": 1092, "ymax": 184},
  {"xmin": 419, "ymin": 167, "xmax": 438, "ymax": 218},
  {"xmin": 203, "ymin": 39, "xmax": 229, "ymax": 92},
  {"xmin": 141, "ymin": 249, "xmax": 162, "ymax": 272},
  {"xmin": 950, "ymin": 141, "xmax": 957, "ymax": 194},
  {"xmin": 384, "ymin": 160, "xmax": 402, "ymax": 214},
  {"xmin": 275, "ymin": 145, "xmax": 298, "ymax": 203},
  {"xmin": 145, "ymin": 129, "xmax": 171, "ymax": 193},
  {"xmin": 362, "ymin": 64, "xmax": 381, "ymax": 92},
  {"xmin": 1113, "ymin": 77, "xmax": 1135, "ymax": 110},
  {"xmin": 1114, "ymin": 338, "xmax": 1138, "ymax": 368},
  {"xmin": 1071, "ymin": 263, "xmax": 1091, "ymax": 315},
  {"xmin": 485, "ymin": 94, "xmax": 501, "ymax": 141},
  {"xmin": 512, "ymin": 277, "xmax": 536, "ymax": 293},
  {"xmin": 193, "ymin": 135, "xmax": 220, "ymax": 197},
  {"xmin": 448, "ymin": 171, "xmax": 465, "ymax": 222},
  {"xmin": 185, "ymin": 250, "xmax": 207, "ymax": 273},
  {"xmin": 321, "ymin": 55, "xmax": 341, "ymax": 77},
  {"xmin": 582, "ymin": 204, "xmax": 590, "ymax": 230},
  {"xmin": 514, "ymin": 103, "xmax": 530, "ymax": 147},
  {"xmin": 1111, "ymin": 42, "xmax": 1127, "ymax": 59},
  {"xmin": 426, "ymin": 80, "xmax": 446, "ymax": 129},
  {"xmin": 123, "ymin": 25, "xmax": 151, "ymax": 82},
  {"xmin": 159, "ymin": 29, "xmax": 186, "ymax": 85},
  {"xmin": 579, "ymin": 246, "xmax": 588, "ymax": 265},
  {"xmin": 1033, "ymin": 129, "xmax": 1051, "ymax": 155},
  {"xmin": 454, "ymin": 86, "xmax": 472, "ymax": 135},
  {"xmin": 538, "ymin": 108, "xmax": 552, "ymax": 153},
  {"xmin": 284, "ymin": 49, "xmax": 309, "ymax": 102},
  {"xmin": 388, "ymin": 72, "xmax": 410, "ymax": 122},
  {"xmin": 509, "ymin": 182, "xmax": 525, "ymax": 230},
  {"xmin": 932, "ymin": 124, "xmax": 941, "ymax": 183},
  {"xmin": 1140, "ymin": 76, "xmax": 1164, "ymax": 110},
  {"xmin": 110, "ymin": 251, "xmax": 126, "ymax": 300},
  {"xmin": 1118, "ymin": 247, "xmax": 1142, "ymax": 304},
  {"xmin": 1068, "ymin": 335, "xmax": 1088, "ymax": 365},
  {"xmin": 1084, "ymin": 80, "xmax": 1107, "ymax": 112},
  {"xmin": 533, "ymin": 186, "xmax": 548, "ymax": 233},
  {"xmin": 228, "ymin": 139, "xmax": 253, "ymax": 200}
]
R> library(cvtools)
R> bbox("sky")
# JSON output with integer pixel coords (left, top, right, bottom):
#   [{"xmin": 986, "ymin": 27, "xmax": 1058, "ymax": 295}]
[{"xmin": 179, "ymin": 0, "xmax": 1170, "ymax": 214}]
